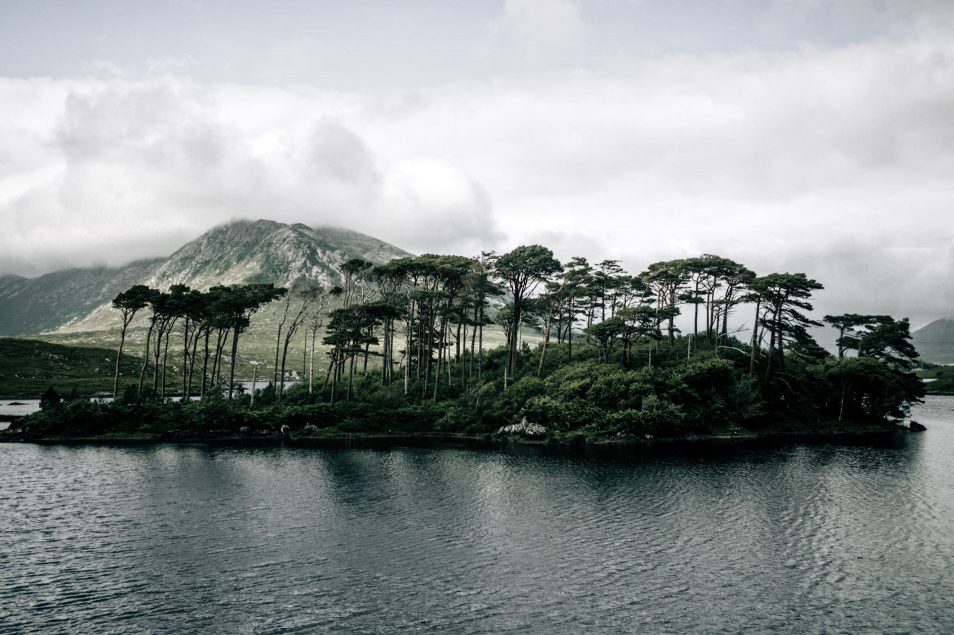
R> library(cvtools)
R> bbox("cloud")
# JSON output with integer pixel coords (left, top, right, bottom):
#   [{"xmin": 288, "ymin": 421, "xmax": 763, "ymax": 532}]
[
  {"xmin": 254, "ymin": 40, "xmax": 326, "ymax": 83},
  {"xmin": 146, "ymin": 55, "xmax": 198, "ymax": 76},
  {"xmin": 496, "ymin": 0, "xmax": 586, "ymax": 54},
  {"xmin": 1, "ymin": 20, "xmax": 953, "ymax": 326},
  {"xmin": 379, "ymin": 158, "xmax": 500, "ymax": 255},
  {"xmin": 0, "ymin": 77, "xmax": 501, "ymax": 275}
]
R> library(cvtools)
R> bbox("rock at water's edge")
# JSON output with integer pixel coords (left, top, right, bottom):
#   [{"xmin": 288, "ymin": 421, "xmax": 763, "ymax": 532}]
[
  {"xmin": 909, "ymin": 421, "xmax": 927, "ymax": 432},
  {"xmin": 496, "ymin": 417, "xmax": 547, "ymax": 439}
]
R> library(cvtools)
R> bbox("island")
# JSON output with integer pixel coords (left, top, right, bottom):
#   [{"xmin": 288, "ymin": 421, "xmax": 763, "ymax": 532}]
[{"xmin": 1, "ymin": 247, "xmax": 926, "ymax": 448}]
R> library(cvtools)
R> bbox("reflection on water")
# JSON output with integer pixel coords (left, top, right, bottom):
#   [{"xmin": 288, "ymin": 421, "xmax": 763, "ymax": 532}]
[{"xmin": 1, "ymin": 397, "xmax": 952, "ymax": 633}]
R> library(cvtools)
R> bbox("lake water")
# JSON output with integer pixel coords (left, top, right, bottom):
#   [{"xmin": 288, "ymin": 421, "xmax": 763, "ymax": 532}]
[
  {"xmin": 2, "ymin": 397, "xmax": 953, "ymax": 633},
  {"xmin": 0, "ymin": 399, "xmax": 40, "ymax": 417}
]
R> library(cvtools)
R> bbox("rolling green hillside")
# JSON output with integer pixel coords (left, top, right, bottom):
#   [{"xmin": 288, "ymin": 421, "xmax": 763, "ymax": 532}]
[
  {"xmin": 0, "ymin": 338, "xmax": 141, "ymax": 399},
  {"xmin": 917, "ymin": 366, "xmax": 954, "ymax": 395},
  {"xmin": 33, "ymin": 310, "xmax": 534, "ymax": 393}
]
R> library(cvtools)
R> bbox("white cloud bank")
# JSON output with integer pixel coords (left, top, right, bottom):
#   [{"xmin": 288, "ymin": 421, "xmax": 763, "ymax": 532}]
[
  {"xmin": 1, "ymin": 23, "xmax": 953, "ymax": 325},
  {"xmin": 0, "ymin": 77, "xmax": 502, "ymax": 274}
]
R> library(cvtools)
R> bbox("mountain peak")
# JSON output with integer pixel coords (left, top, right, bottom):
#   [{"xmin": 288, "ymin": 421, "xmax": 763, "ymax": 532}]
[
  {"xmin": 147, "ymin": 219, "xmax": 410, "ymax": 291},
  {"xmin": 0, "ymin": 219, "xmax": 411, "ymax": 336}
]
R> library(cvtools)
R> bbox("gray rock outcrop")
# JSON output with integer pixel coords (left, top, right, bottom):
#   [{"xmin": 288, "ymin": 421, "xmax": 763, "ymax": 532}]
[{"xmin": 496, "ymin": 417, "xmax": 547, "ymax": 439}]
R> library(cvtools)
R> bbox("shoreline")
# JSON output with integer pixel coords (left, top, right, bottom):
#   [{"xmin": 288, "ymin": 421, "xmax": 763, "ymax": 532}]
[{"xmin": 0, "ymin": 422, "xmax": 908, "ymax": 452}]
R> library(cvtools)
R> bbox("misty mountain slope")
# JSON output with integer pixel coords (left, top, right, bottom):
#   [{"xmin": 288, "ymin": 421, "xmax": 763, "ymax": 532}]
[
  {"xmin": 913, "ymin": 318, "xmax": 954, "ymax": 364},
  {"xmin": 0, "ymin": 258, "xmax": 164, "ymax": 336},
  {"xmin": 0, "ymin": 219, "xmax": 411, "ymax": 336},
  {"xmin": 146, "ymin": 220, "xmax": 409, "ymax": 290}
]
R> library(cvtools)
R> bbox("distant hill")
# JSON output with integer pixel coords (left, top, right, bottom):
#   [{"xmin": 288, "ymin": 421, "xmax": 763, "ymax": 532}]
[
  {"xmin": 0, "ymin": 220, "xmax": 411, "ymax": 337},
  {"xmin": 912, "ymin": 318, "xmax": 954, "ymax": 364},
  {"xmin": 0, "ymin": 259, "xmax": 164, "ymax": 335}
]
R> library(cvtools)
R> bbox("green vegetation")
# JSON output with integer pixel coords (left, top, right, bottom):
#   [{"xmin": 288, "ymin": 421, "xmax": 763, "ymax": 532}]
[
  {"xmin": 18, "ymin": 248, "xmax": 925, "ymax": 442},
  {"xmin": 0, "ymin": 338, "xmax": 140, "ymax": 398},
  {"xmin": 917, "ymin": 364, "xmax": 954, "ymax": 395}
]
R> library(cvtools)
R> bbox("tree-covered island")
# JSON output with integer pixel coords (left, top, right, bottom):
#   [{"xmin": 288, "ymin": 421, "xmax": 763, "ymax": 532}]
[{"xmin": 16, "ymin": 247, "xmax": 925, "ymax": 445}]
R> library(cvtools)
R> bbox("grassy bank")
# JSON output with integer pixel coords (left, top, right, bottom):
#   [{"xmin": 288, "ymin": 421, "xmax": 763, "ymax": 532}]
[
  {"xmin": 918, "ymin": 366, "xmax": 954, "ymax": 395},
  {"xmin": 0, "ymin": 338, "xmax": 141, "ymax": 398}
]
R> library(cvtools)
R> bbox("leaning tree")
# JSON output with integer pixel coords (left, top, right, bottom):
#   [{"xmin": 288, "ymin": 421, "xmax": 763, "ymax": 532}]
[
  {"xmin": 111, "ymin": 284, "xmax": 154, "ymax": 399},
  {"xmin": 750, "ymin": 273, "xmax": 824, "ymax": 377}
]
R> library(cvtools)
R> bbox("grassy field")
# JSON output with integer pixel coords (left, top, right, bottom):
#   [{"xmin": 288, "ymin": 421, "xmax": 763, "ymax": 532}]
[
  {"xmin": 11, "ymin": 316, "xmax": 541, "ymax": 399},
  {"xmin": 917, "ymin": 366, "xmax": 954, "ymax": 395},
  {"xmin": 32, "ymin": 308, "xmax": 540, "ymax": 389},
  {"xmin": 0, "ymin": 338, "xmax": 142, "ymax": 399}
]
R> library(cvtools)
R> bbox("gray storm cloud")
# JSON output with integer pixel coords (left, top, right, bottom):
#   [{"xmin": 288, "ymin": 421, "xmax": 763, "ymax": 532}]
[{"xmin": 0, "ymin": 78, "xmax": 502, "ymax": 275}]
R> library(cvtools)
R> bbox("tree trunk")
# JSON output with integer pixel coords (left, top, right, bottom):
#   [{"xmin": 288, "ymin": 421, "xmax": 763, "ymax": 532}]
[
  {"xmin": 328, "ymin": 349, "xmax": 338, "ymax": 405},
  {"xmin": 455, "ymin": 321, "xmax": 462, "ymax": 366},
  {"xmin": 538, "ymin": 310, "xmax": 551, "ymax": 375},
  {"xmin": 323, "ymin": 346, "xmax": 336, "ymax": 391},
  {"xmin": 347, "ymin": 352, "xmax": 355, "ymax": 402},
  {"xmin": 749, "ymin": 297, "xmax": 761, "ymax": 375},
  {"xmin": 227, "ymin": 326, "xmax": 239, "ymax": 399},
  {"xmin": 273, "ymin": 323, "xmax": 284, "ymax": 387},
  {"xmin": 210, "ymin": 330, "xmax": 222, "ymax": 391},
  {"xmin": 478, "ymin": 302, "xmax": 484, "ymax": 384},
  {"xmin": 137, "ymin": 318, "xmax": 154, "ymax": 398},
  {"xmin": 200, "ymin": 329, "xmax": 210, "ymax": 398},
  {"xmin": 152, "ymin": 319, "xmax": 166, "ymax": 398},
  {"xmin": 181, "ymin": 317, "xmax": 190, "ymax": 401},
  {"xmin": 113, "ymin": 318, "xmax": 130, "ymax": 400},
  {"xmin": 160, "ymin": 326, "xmax": 172, "ymax": 400},
  {"xmin": 693, "ymin": 283, "xmax": 700, "ymax": 338},
  {"xmin": 279, "ymin": 324, "xmax": 300, "ymax": 399},
  {"xmin": 507, "ymin": 299, "xmax": 522, "ymax": 388},
  {"xmin": 216, "ymin": 330, "xmax": 230, "ymax": 389},
  {"xmin": 309, "ymin": 327, "xmax": 317, "ymax": 395},
  {"xmin": 186, "ymin": 326, "xmax": 200, "ymax": 400},
  {"xmin": 405, "ymin": 298, "xmax": 414, "ymax": 396},
  {"xmin": 423, "ymin": 312, "xmax": 433, "ymax": 400},
  {"xmin": 469, "ymin": 303, "xmax": 478, "ymax": 383},
  {"xmin": 433, "ymin": 317, "xmax": 444, "ymax": 402}
]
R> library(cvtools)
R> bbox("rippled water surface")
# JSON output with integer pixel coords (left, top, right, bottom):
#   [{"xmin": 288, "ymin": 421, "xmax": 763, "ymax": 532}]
[{"xmin": 3, "ymin": 397, "xmax": 954, "ymax": 633}]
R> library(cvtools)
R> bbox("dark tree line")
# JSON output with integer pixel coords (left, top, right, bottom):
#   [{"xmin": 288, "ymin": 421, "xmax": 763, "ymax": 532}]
[
  {"xmin": 111, "ymin": 283, "xmax": 286, "ymax": 400},
  {"xmin": 320, "ymin": 254, "xmax": 502, "ymax": 403}
]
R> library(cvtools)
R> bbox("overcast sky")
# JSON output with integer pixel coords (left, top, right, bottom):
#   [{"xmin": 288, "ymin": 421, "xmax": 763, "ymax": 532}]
[{"xmin": 1, "ymin": 0, "xmax": 953, "ymax": 327}]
